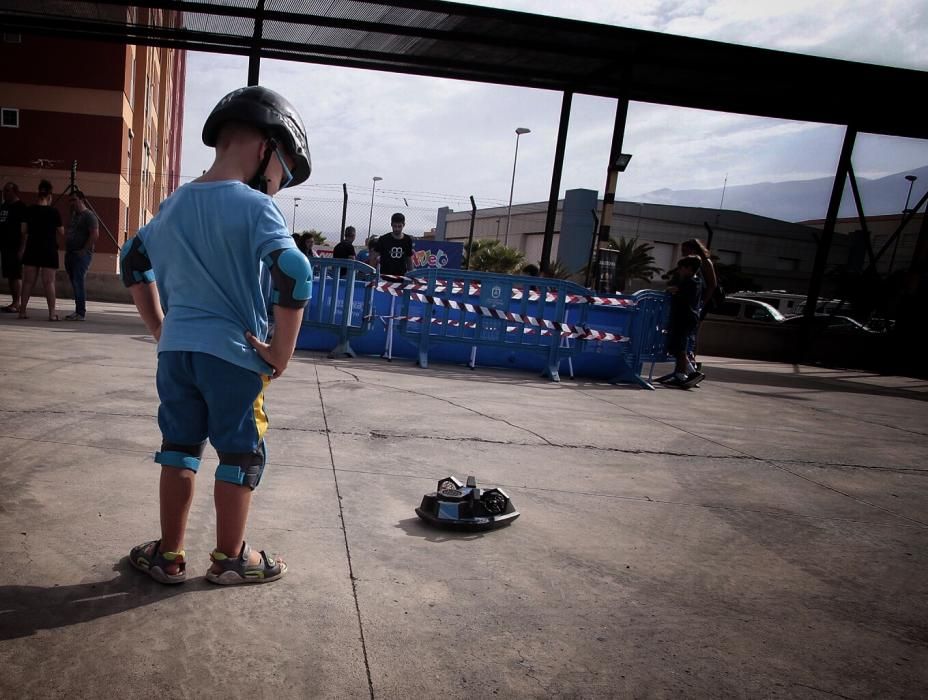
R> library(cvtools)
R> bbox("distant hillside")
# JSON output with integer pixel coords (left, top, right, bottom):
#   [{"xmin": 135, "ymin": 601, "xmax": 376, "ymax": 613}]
[{"xmin": 632, "ymin": 165, "xmax": 928, "ymax": 222}]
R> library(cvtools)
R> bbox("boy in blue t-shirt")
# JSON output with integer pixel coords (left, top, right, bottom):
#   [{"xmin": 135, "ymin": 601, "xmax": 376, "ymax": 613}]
[{"xmin": 122, "ymin": 86, "xmax": 313, "ymax": 585}]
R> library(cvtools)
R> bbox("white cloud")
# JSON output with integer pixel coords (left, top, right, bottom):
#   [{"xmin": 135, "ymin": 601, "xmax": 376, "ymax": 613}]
[{"xmin": 180, "ymin": 0, "xmax": 928, "ymax": 235}]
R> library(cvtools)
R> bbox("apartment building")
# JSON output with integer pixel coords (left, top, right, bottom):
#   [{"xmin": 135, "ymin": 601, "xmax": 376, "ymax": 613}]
[{"xmin": 0, "ymin": 14, "xmax": 185, "ymax": 274}]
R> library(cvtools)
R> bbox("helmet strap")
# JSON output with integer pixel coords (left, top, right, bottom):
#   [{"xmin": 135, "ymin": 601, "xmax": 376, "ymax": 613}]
[{"xmin": 247, "ymin": 137, "xmax": 278, "ymax": 194}]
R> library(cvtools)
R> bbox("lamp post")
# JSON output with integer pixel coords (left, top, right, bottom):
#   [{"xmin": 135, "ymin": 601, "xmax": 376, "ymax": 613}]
[
  {"xmin": 291, "ymin": 196, "xmax": 301, "ymax": 233},
  {"xmin": 889, "ymin": 174, "xmax": 918, "ymax": 273},
  {"xmin": 367, "ymin": 176, "xmax": 382, "ymax": 240},
  {"xmin": 505, "ymin": 127, "xmax": 531, "ymax": 247}
]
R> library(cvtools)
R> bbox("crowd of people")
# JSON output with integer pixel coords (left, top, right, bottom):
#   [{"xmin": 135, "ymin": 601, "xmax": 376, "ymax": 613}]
[{"xmin": 0, "ymin": 179, "xmax": 98, "ymax": 321}]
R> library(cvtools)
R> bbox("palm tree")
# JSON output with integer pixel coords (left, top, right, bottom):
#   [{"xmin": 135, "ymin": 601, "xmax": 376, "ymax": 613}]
[
  {"xmin": 464, "ymin": 239, "xmax": 525, "ymax": 274},
  {"xmin": 298, "ymin": 229, "xmax": 328, "ymax": 246},
  {"xmin": 543, "ymin": 259, "xmax": 575, "ymax": 280},
  {"xmin": 604, "ymin": 236, "xmax": 662, "ymax": 292}
]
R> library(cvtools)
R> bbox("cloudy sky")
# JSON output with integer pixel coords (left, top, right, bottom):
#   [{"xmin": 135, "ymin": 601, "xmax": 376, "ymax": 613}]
[{"xmin": 179, "ymin": 0, "xmax": 928, "ymax": 238}]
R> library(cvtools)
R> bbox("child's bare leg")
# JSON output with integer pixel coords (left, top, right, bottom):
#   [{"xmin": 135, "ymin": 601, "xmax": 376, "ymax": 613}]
[
  {"xmin": 160, "ymin": 467, "xmax": 195, "ymax": 555},
  {"xmin": 213, "ymin": 480, "xmax": 262, "ymax": 565}
]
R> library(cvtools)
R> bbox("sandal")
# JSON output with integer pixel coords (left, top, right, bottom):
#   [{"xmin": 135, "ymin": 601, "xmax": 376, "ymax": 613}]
[
  {"xmin": 129, "ymin": 539, "xmax": 187, "ymax": 584},
  {"xmin": 2, "ymin": 304, "xmax": 17, "ymax": 313},
  {"xmin": 206, "ymin": 541, "xmax": 287, "ymax": 585}
]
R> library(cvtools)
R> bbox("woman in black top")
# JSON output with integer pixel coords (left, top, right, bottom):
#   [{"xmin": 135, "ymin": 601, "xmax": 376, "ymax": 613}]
[{"xmin": 18, "ymin": 180, "xmax": 64, "ymax": 320}]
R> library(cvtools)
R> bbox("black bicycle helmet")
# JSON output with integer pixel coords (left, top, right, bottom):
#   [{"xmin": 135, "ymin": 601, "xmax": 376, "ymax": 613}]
[{"xmin": 202, "ymin": 86, "xmax": 311, "ymax": 188}]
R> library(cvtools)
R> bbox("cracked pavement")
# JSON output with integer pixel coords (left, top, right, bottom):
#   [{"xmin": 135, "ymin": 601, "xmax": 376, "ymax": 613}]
[{"xmin": 1, "ymin": 299, "xmax": 926, "ymax": 699}]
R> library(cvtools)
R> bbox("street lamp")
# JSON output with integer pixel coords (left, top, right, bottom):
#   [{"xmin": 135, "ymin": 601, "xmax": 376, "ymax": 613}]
[
  {"xmin": 505, "ymin": 127, "xmax": 531, "ymax": 247},
  {"xmin": 291, "ymin": 196, "xmax": 301, "ymax": 233},
  {"xmin": 367, "ymin": 176, "xmax": 383, "ymax": 239},
  {"xmin": 889, "ymin": 174, "xmax": 918, "ymax": 273}
]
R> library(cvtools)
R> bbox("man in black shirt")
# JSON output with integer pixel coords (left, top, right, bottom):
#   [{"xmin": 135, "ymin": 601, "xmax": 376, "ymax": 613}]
[
  {"xmin": 0, "ymin": 182, "xmax": 27, "ymax": 312},
  {"xmin": 371, "ymin": 212, "xmax": 414, "ymax": 276},
  {"xmin": 332, "ymin": 226, "xmax": 356, "ymax": 260}
]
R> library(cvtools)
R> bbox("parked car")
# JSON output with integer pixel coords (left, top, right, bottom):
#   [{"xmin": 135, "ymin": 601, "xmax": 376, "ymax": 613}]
[
  {"xmin": 707, "ymin": 297, "xmax": 786, "ymax": 324},
  {"xmin": 781, "ymin": 313, "xmax": 877, "ymax": 335}
]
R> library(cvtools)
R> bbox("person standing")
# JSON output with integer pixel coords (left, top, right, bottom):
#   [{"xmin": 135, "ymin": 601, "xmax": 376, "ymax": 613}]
[
  {"xmin": 356, "ymin": 236, "xmax": 376, "ymax": 264},
  {"xmin": 122, "ymin": 85, "xmax": 313, "ymax": 585},
  {"xmin": 333, "ymin": 226, "xmax": 356, "ymax": 260},
  {"xmin": 663, "ymin": 256, "xmax": 705, "ymax": 388},
  {"xmin": 64, "ymin": 190, "xmax": 99, "ymax": 321},
  {"xmin": 0, "ymin": 182, "xmax": 27, "ymax": 312},
  {"xmin": 18, "ymin": 180, "xmax": 64, "ymax": 321},
  {"xmin": 370, "ymin": 212, "xmax": 414, "ymax": 275}
]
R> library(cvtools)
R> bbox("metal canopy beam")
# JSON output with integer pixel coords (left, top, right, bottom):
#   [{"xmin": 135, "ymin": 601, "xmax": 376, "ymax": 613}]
[{"xmin": 2, "ymin": 0, "xmax": 927, "ymax": 139}]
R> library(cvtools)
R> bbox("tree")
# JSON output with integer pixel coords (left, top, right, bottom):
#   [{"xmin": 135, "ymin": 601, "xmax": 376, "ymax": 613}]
[
  {"xmin": 543, "ymin": 259, "xmax": 575, "ymax": 280},
  {"xmin": 464, "ymin": 239, "xmax": 525, "ymax": 274},
  {"xmin": 604, "ymin": 236, "xmax": 662, "ymax": 292},
  {"xmin": 298, "ymin": 229, "xmax": 327, "ymax": 246}
]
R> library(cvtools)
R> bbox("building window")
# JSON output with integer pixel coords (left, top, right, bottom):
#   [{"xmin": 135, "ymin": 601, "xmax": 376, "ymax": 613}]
[
  {"xmin": 127, "ymin": 130, "xmax": 133, "ymax": 184},
  {"xmin": 3, "ymin": 33, "xmax": 22, "ymax": 43},
  {"xmin": 716, "ymin": 249, "xmax": 741, "ymax": 266},
  {"xmin": 129, "ymin": 56, "xmax": 136, "ymax": 108},
  {"xmin": 125, "ymin": 206, "xmax": 130, "ymax": 234},
  {"xmin": 776, "ymin": 257, "xmax": 800, "ymax": 272},
  {"xmin": 1, "ymin": 108, "xmax": 18, "ymax": 128}
]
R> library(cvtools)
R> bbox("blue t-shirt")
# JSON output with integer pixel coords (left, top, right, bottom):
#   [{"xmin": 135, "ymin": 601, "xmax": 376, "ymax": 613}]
[{"xmin": 137, "ymin": 180, "xmax": 299, "ymax": 375}]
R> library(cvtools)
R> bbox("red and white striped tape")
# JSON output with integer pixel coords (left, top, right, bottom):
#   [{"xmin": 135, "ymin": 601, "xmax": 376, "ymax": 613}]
[{"xmin": 373, "ymin": 276, "xmax": 634, "ymax": 307}]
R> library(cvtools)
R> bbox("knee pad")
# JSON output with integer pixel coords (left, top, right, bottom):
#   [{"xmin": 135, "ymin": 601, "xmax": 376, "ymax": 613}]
[
  {"xmin": 120, "ymin": 235, "xmax": 155, "ymax": 287},
  {"xmin": 155, "ymin": 440, "xmax": 207, "ymax": 472},
  {"xmin": 263, "ymin": 247, "xmax": 312, "ymax": 308},
  {"xmin": 215, "ymin": 442, "xmax": 267, "ymax": 490}
]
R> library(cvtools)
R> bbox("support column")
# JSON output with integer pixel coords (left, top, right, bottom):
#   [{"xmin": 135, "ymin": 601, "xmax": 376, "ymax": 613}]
[
  {"xmin": 802, "ymin": 125, "xmax": 857, "ymax": 356},
  {"xmin": 597, "ymin": 98, "xmax": 629, "ymax": 245},
  {"xmin": 540, "ymin": 91, "xmax": 572, "ymax": 275}
]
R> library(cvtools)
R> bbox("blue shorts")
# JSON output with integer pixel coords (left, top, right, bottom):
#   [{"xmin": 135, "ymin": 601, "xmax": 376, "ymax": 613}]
[{"xmin": 155, "ymin": 351, "xmax": 271, "ymax": 488}]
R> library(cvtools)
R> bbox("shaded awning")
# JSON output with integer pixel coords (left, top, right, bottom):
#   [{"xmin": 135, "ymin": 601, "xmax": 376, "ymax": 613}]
[{"xmin": 2, "ymin": 0, "xmax": 926, "ymax": 139}]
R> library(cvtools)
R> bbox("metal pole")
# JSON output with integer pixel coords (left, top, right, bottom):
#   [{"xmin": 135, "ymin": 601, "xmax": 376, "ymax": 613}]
[
  {"xmin": 585, "ymin": 209, "xmax": 599, "ymax": 288},
  {"xmin": 541, "ymin": 91, "xmax": 572, "ymax": 275},
  {"xmin": 597, "ymin": 97, "xmax": 629, "ymax": 246},
  {"xmin": 291, "ymin": 197, "xmax": 300, "ymax": 232},
  {"xmin": 340, "ymin": 184, "xmax": 348, "ymax": 242},
  {"xmin": 367, "ymin": 176, "xmax": 382, "ymax": 239},
  {"xmin": 465, "ymin": 196, "xmax": 477, "ymax": 270},
  {"xmin": 890, "ymin": 175, "xmax": 918, "ymax": 273},
  {"xmin": 505, "ymin": 128, "xmax": 529, "ymax": 247}
]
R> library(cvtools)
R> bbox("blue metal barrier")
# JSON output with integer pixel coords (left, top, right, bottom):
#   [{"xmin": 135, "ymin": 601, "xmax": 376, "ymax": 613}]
[
  {"xmin": 294, "ymin": 265, "xmax": 674, "ymax": 388},
  {"xmin": 302, "ymin": 258, "xmax": 377, "ymax": 357},
  {"xmin": 389, "ymin": 269, "xmax": 644, "ymax": 383},
  {"xmin": 626, "ymin": 290, "xmax": 673, "ymax": 386}
]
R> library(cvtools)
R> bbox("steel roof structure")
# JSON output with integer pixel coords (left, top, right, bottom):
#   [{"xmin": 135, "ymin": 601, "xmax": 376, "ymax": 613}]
[{"xmin": 2, "ymin": 0, "xmax": 926, "ymax": 139}]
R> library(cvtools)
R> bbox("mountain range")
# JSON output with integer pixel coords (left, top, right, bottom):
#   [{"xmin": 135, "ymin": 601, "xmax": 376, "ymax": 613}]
[{"xmin": 630, "ymin": 165, "xmax": 928, "ymax": 223}]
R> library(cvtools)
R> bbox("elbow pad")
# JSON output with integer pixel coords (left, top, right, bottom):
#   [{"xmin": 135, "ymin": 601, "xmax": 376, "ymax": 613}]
[
  {"xmin": 120, "ymin": 236, "xmax": 155, "ymax": 287},
  {"xmin": 263, "ymin": 247, "xmax": 312, "ymax": 308}
]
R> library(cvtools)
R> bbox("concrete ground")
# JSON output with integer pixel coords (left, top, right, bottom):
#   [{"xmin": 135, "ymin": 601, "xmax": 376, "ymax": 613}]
[{"xmin": 1, "ymin": 298, "xmax": 926, "ymax": 699}]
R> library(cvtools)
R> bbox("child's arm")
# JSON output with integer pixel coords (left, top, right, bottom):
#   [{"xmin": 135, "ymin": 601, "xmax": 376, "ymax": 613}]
[
  {"xmin": 246, "ymin": 305, "xmax": 301, "ymax": 378},
  {"xmin": 130, "ymin": 282, "xmax": 164, "ymax": 340}
]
